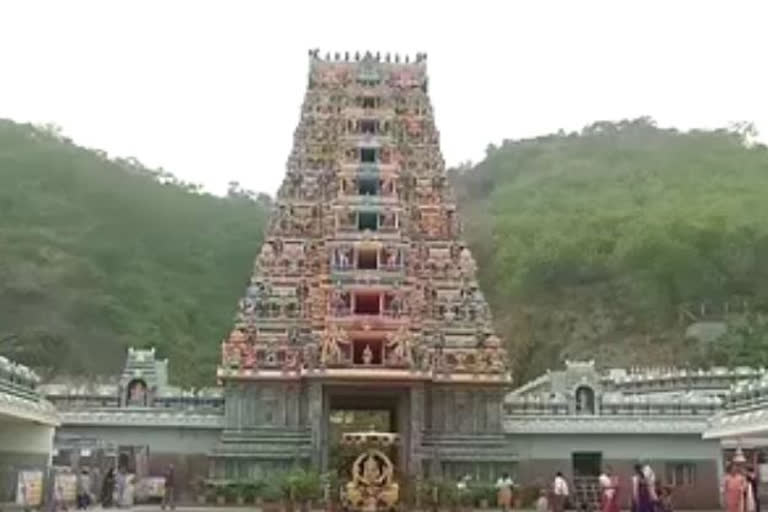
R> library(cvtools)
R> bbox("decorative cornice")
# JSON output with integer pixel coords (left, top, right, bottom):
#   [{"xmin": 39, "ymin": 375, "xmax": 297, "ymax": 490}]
[
  {"xmin": 59, "ymin": 411, "xmax": 224, "ymax": 428},
  {"xmin": 704, "ymin": 408, "xmax": 768, "ymax": 439},
  {"xmin": 0, "ymin": 391, "xmax": 59, "ymax": 426},
  {"xmin": 503, "ymin": 415, "xmax": 708, "ymax": 434},
  {"xmin": 217, "ymin": 367, "xmax": 512, "ymax": 384}
]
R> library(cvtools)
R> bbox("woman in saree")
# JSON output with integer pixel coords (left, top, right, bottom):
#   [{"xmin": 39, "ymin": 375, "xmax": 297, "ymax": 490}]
[
  {"xmin": 599, "ymin": 466, "xmax": 620, "ymax": 512},
  {"xmin": 632, "ymin": 464, "xmax": 652, "ymax": 512},
  {"xmin": 723, "ymin": 463, "xmax": 746, "ymax": 512}
]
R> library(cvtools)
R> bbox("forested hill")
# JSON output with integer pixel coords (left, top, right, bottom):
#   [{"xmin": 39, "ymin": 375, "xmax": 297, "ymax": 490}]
[
  {"xmin": 0, "ymin": 120, "xmax": 269, "ymax": 385},
  {"xmin": 451, "ymin": 118, "xmax": 768, "ymax": 383},
  {"xmin": 2, "ymin": 118, "xmax": 767, "ymax": 387}
]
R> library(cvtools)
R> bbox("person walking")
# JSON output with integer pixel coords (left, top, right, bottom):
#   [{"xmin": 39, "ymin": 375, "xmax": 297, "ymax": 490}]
[
  {"xmin": 161, "ymin": 464, "xmax": 176, "ymax": 510},
  {"xmin": 599, "ymin": 466, "xmax": 620, "ymax": 512},
  {"xmin": 642, "ymin": 462, "xmax": 658, "ymax": 511},
  {"xmin": 495, "ymin": 473, "xmax": 514, "ymax": 512},
  {"xmin": 723, "ymin": 463, "xmax": 746, "ymax": 512},
  {"xmin": 100, "ymin": 468, "xmax": 115, "ymax": 508},
  {"xmin": 76, "ymin": 470, "xmax": 91, "ymax": 510},
  {"xmin": 632, "ymin": 464, "xmax": 653, "ymax": 512},
  {"xmin": 535, "ymin": 489, "xmax": 549, "ymax": 512},
  {"xmin": 115, "ymin": 469, "xmax": 125, "ymax": 509},
  {"xmin": 552, "ymin": 472, "xmax": 570, "ymax": 512},
  {"xmin": 746, "ymin": 466, "xmax": 760, "ymax": 512}
]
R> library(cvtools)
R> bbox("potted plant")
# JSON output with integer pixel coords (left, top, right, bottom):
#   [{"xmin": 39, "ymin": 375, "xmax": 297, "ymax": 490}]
[
  {"xmin": 192, "ymin": 477, "xmax": 207, "ymax": 505},
  {"xmin": 476, "ymin": 483, "xmax": 497, "ymax": 509},
  {"xmin": 437, "ymin": 479, "xmax": 460, "ymax": 512},
  {"xmin": 215, "ymin": 484, "xmax": 227, "ymax": 505},
  {"xmin": 287, "ymin": 468, "xmax": 323, "ymax": 512},
  {"xmin": 233, "ymin": 482, "xmax": 247, "ymax": 505},
  {"xmin": 242, "ymin": 481, "xmax": 262, "ymax": 505},
  {"xmin": 205, "ymin": 482, "xmax": 217, "ymax": 505},
  {"xmin": 224, "ymin": 483, "xmax": 239, "ymax": 504},
  {"xmin": 262, "ymin": 474, "xmax": 287, "ymax": 512}
]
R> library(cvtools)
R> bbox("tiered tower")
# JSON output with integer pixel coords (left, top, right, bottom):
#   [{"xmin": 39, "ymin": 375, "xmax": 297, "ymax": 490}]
[{"xmin": 213, "ymin": 50, "xmax": 511, "ymax": 480}]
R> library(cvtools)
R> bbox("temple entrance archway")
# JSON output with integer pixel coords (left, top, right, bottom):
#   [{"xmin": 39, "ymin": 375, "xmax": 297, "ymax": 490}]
[{"xmin": 321, "ymin": 384, "xmax": 417, "ymax": 478}]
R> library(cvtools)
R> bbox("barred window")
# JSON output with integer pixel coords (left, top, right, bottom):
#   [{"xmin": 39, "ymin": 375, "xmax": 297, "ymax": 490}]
[{"xmin": 665, "ymin": 462, "xmax": 696, "ymax": 486}]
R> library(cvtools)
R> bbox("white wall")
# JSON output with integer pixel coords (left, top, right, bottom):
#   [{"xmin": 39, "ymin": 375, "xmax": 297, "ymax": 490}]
[
  {"xmin": 0, "ymin": 421, "xmax": 55, "ymax": 457},
  {"xmin": 508, "ymin": 433, "xmax": 720, "ymax": 460},
  {"xmin": 57, "ymin": 426, "xmax": 220, "ymax": 454}
]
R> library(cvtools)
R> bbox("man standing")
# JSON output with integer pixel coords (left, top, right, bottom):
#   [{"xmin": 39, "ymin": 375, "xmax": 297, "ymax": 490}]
[
  {"xmin": 495, "ymin": 473, "xmax": 514, "ymax": 512},
  {"xmin": 642, "ymin": 462, "xmax": 658, "ymax": 507},
  {"xmin": 161, "ymin": 464, "xmax": 176, "ymax": 511},
  {"xmin": 552, "ymin": 472, "xmax": 570, "ymax": 512},
  {"xmin": 76, "ymin": 469, "xmax": 91, "ymax": 510}
]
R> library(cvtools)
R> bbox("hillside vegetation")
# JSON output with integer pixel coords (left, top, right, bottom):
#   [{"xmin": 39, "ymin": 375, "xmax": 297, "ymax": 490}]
[
  {"xmin": 0, "ymin": 120, "xmax": 268, "ymax": 385},
  {"xmin": 1, "ymin": 117, "xmax": 767, "ymax": 386},
  {"xmin": 451, "ymin": 118, "xmax": 768, "ymax": 382}
]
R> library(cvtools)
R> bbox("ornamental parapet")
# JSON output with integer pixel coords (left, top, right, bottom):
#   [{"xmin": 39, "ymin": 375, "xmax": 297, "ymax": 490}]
[
  {"xmin": 0, "ymin": 355, "xmax": 58, "ymax": 425},
  {"xmin": 0, "ymin": 389, "xmax": 59, "ymax": 426},
  {"xmin": 504, "ymin": 393, "xmax": 720, "ymax": 416},
  {"xmin": 0, "ymin": 356, "xmax": 41, "ymax": 390},
  {"xmin": 59, "ymin": 410, "xmax": 224, "ymax": 428},
  {"xmin": 604, "ymin": 366, "xmax": 761, "ymax": 392},
  {"xmin": 724, "ymin": 371, "xmax": 768, "ymax": 408},
  {"xmin": 503, "ymin": 415, "xmax": 709, "ymax": 435}
]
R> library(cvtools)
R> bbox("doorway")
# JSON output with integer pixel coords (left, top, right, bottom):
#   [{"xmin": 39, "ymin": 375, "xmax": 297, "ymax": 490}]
[
  {"xmin": 324, "ymin": 386, "xmax": 410, "ymax": 476},
  {"xmin": 572, "ymin": 452, "xmax": 602, "ymax": 477}
]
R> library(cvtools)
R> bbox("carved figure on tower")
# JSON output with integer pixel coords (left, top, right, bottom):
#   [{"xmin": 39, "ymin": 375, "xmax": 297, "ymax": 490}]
[{"xmin": 320, "ymin": 324, "xmax": 350, "ymax": 366}]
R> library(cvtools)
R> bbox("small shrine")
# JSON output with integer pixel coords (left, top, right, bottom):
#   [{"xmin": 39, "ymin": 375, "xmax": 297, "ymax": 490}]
[{"xmin": 340, "ymin": 432, "xmax": 400, "ymax": 512}]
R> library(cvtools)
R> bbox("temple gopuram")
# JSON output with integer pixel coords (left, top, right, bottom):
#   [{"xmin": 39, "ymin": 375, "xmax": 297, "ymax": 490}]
[
  {"xmin": 12, "ymin": 51, "xmax": 768, "ymax": 510},
  {"xmin": 213, "ymin": 49, "xmax": 511, "ymax": 479}
]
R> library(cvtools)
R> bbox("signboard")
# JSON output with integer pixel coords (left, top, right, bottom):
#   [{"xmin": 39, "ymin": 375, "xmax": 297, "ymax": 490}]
[
  {"xmin": 55, "ymin": 473, "xmax": 78, "ymax": 503},
  {"xmin": 16, "ymin": 470, "xmax": 43, "ymax": 506},
  {"xmin": 138, "ymin": 476, "xmax": 166, "ymax": 499}
]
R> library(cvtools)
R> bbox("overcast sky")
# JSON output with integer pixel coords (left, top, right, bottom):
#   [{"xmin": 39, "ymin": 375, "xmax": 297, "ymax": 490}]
[{"xmin": 1, "ymin": 0, "xmax": 767, "ymax": 195}]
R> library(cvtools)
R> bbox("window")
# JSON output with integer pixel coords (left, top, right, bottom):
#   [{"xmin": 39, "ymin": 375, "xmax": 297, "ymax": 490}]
[
  {"xmin": 358, "ymin": 177, "xmax": 379, "ymax": 196},
  {"xmin": 360, "ymin": 119, "xmax": 376, "ymax": 134},
  {"xmin": 361, "ymin": 148, "xmax": 377, "ymax": 163},
  {"xmin": 358, "ymin": 212, "xmax": 378, "ymax": 231},
  {"xmin": 357, "ymin": 247, "xmax": 378, "ymax": 270},
  {"xmin": 665, "ymin": 463, "xmax": 696, "ymax": 486},
  {"xmin": 362, "ymin": 97, "xmax": 376, "ymax": 108},
  {"xmin": 354, "ymin": 293, "xmax": 380, "ymax": 314}
]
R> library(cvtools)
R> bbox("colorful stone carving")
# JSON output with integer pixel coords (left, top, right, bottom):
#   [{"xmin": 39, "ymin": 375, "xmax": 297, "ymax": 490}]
[{"xmin": 218, "ymin": 51, "xmax": 509, "ymax": 380}]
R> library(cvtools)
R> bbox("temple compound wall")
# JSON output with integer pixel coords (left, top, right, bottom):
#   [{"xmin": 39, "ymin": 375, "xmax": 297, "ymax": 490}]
[
  {"xmin": 0, "ymin": 356, "xmax": 58, "ymax": 504},
  {"xmin": 42, "ymin": 348, "xmax": 222, "ymax": 500},
  {"xmin": 42, "ymin": 347, "xmax": 761, "ymax": 509}
]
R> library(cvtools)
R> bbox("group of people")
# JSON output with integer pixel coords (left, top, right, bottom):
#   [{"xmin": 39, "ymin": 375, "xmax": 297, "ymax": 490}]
[
  {"xmin": 491, "ymin": 463, "xmax": 674, "ymax": 512},
  {"xmin": 53, "ymin": 464, "xmax": 176, "ymax": 511},
  {"xmin": 723, "ymin": 463, "xmax": 760, "ymax": 512},
  {"xmin": 493, "ymin": 472, "xmax": 572, "ymax": 512},
  {"xmin": 58, "ymin": 467, "xmax": 133, "ymax": 510},
  {"xmin": 627, "ymin": 463, "xmax": 674, "ymax": 512}
]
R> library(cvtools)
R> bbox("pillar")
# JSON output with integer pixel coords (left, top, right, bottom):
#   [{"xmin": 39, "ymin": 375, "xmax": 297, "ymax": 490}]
[
  {"xmin": 409, "ymin": 384, "xmax": 425, "ymax": 477},
  {"xmin": 308, "ymin": 382, "xmax": 324, "ymax": 467}
]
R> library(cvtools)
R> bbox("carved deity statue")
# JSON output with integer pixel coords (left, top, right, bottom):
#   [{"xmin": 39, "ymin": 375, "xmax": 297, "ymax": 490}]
[
  {"xmin": 257, "ymin": 242, "xmax": 276, "ymax": 270},
  {"xmin": 386, "ymin": 326, "xmax": 414, "ymax": 366},
  {"xmin": 320, "ymin": 325, "xmax": 350, "ymax": 366},
  {"xmin": 458, "ymin": 247, "xmax": 477, "ymax": 276},
  {"xmin": 386, "ymin": 248, "xmax": 399, "ymax": 268},
  {"xmin": 362, "ymin": 345, "xmax": 374, "ymax": 365},
  {"xmin": 363, "ymin": 454, "xmax": 381, "ymax": 481}
]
